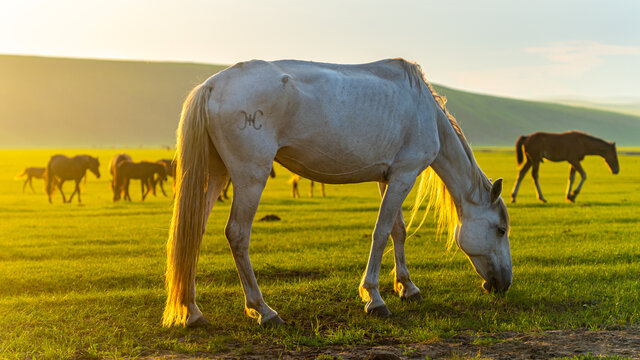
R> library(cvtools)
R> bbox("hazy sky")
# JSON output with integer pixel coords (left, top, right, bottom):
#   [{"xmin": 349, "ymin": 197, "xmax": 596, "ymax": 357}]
[{"xmin": 1, "ymin": 0, "xmax": 639, "ymax": 100}]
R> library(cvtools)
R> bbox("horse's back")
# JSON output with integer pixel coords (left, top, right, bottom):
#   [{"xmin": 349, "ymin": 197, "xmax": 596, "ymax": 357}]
[
  {"xmin": 523, "ymin": 131, "xmax": 591, "ymax": 161},
  {"xmin": 206, "ymin": 59, "xmax": 438, "ymax": 183}
]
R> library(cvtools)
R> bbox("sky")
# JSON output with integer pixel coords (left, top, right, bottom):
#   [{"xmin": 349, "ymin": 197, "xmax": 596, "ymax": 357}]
[{"xmin": 1, "ymin": 0, "xmax": 639, "ymax": 100}]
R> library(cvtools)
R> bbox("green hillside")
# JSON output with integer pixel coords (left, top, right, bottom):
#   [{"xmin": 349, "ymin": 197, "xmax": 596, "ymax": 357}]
[{"xmin": 1, "ymin": 55, "xmax": 639, "ymax": 147}]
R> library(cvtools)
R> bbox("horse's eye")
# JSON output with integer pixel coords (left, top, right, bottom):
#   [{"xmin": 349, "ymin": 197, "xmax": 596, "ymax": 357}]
[{"xmin": 497, "ymin": 226, "xmax": 506, "ymax": 237}]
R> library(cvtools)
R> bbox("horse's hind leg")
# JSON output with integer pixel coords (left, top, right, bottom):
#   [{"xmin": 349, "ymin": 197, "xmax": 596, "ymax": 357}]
[
  {"xmin": 510, "ymin": 159, "xmax": 531, "ymax": 203},
  {"xmin": 378, "ymin": 182, "xmax": 421, "ymax": 302},
  {"xmin": 185, "ymin": 150, "xmax": 229, "ymax": 327},
  {"xmin": 58, "ymin": 180, "xmax": 67, "ymax": 203},
  {"xmin": 531, "ymin": 161, "xmax": 546, "ymax": 203},
  {"xmin": 225, "ymin": 165, "xmax": 282, "ymax": 325},
  {"xmin": 567, "ymin": 160, "xmax": 586, "ymax": 202},
  {"xmin": 359, "ymin": 174, "xmax": 415, "ymax": 317}
]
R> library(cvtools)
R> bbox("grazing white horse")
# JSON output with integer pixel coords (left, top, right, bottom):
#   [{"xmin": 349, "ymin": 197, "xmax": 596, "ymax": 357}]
[{"xmin": 163, "ymin": 58, "xmax": 512, "ymax": 327}]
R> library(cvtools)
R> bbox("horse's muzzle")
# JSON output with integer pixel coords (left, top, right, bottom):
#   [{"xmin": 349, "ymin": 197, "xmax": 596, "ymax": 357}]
[{"xmin": 482, "ymin": 267, "xmax": 512, "ymax": 293}]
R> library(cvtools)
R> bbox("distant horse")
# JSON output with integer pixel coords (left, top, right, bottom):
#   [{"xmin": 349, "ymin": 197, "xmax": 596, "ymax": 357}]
[
  {"xmin": 15, "ymin": 167, "xmax": 47, "ymax": 193},
  {"xmin": 109, "ymin": 153, "xmax": 133, "ymax": 191},
  {"xmin": 46, "ymin": 155, "xmax": 101, "ymax": 204},
  {"xmin": 163, "ymin": 59, "xmax": 511, "ymax": 328},
  {"xmin": 154, "ymin": 159, "xmax": 176, "ymax": 197},
  {"xmin": 510, "ymin": 131, "xmax": 619, "ymax": 203},
  {"xmin": 290, "ymin": 174, "xmax": 325, "ymax": 198},
  {"xmin": 113, "ymin": 160, "xmax": 167, "ymax": 201}
]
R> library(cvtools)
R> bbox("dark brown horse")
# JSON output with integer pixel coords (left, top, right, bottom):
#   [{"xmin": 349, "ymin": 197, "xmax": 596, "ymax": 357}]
[
  {"xmin": 46, "ymin": 155, "xmax": 101, "ymax": 204},
  {"xmin": 15, "ymin": 167, "xmax": 48, "ymax": 193},
  {"xmin": 113, "ymin": 160, "xmax": 167, "ymax": 201},
  {"xmin": 109, "ymin": 153, "xmax": 133, "ymax": 191},
  {"xmin": 510, "ymin": 131, "xmax": 619, "ymax": 203}
]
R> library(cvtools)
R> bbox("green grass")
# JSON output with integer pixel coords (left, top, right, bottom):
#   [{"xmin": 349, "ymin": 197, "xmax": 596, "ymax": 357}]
[{"xmin": 0, "ymin": 149, "xmax": 639, "ymax": 359}]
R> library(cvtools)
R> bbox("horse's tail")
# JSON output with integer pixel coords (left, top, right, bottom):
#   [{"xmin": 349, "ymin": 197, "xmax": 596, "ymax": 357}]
[
  {"xmin": 515, "ymin": 135, "xmax": 527, "ymax": 166},
  {"xmin": 14, "ymin": 169, "xmax": 27, "ymax": 180},
  {"xmin": 163, "ymin": 82, "xmax": 213, "ymax": 327}
]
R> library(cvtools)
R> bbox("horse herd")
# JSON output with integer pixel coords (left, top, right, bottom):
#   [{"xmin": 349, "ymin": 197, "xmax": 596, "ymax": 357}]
[
  {"xmin": 15, "ymin": 153, "xmax": 329, "ymax": 203},
  {"xmin": 15, "ymin": 130, "xmax": 619, "ymax": 206}
]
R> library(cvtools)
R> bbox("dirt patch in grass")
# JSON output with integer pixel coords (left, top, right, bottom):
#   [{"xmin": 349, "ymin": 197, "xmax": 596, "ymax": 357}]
[{"xmin": 141, "ymin": 327, "xmax": 639, "ymax": 359}]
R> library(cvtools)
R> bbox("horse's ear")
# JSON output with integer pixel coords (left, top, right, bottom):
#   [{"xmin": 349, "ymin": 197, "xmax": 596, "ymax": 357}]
[{"xmin": 490, "ymin": 178, "xmax": 503, "ymax": 204}]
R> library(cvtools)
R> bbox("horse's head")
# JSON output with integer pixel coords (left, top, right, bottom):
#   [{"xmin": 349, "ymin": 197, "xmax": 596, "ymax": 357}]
[
  {"xmin": 456, "ymin": 179, "xmax": 512, "ymax": 293},
  {"xmin": 603, "ymin": 142, "xmax": 619, "ymax": 175},
  {"xmin": 89, "ymin": 156, "xmax": 101, "ymax": 178},
  {"xmin": 156, "ymin": 165, "xmax": 168, "ymax": 182}
]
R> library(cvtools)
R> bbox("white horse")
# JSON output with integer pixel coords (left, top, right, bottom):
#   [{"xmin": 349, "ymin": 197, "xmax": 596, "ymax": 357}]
[{"xmin": 163, "ymin": 58, "xmax": 512, "ymax": 327}]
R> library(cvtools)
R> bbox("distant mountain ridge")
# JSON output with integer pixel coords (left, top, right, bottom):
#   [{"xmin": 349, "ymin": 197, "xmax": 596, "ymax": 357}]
[{"xmin": 1, "ymin": 55, "xmax": 639, "ymax": 148}]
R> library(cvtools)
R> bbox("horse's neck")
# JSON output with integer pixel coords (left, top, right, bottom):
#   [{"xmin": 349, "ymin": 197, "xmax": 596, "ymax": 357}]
[
  {"xmin": 429, "ymin": 113, "xmax": 484, "ymax": 208},
  {"xmin": 583, "ymin": 136, "xmax": 608, "ymax": 156}
]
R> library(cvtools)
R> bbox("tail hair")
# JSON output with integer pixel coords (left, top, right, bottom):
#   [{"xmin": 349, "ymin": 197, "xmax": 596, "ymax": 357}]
[
  {"xmin": 515, "ymin": 136, "xmax": 527, "ymax": 165},
  {"xmin": 163, "ymin": 82, "xmax": 213, "ymax": 327},
  {"xmin": 14, "ymin": 169, "xmax": 27, "ymax": 180}
]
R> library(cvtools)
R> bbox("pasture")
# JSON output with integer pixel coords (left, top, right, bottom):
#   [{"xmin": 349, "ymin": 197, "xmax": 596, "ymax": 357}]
[{"xmin": 1, "ymin": 148, "xmax": 638, "ymax": 359}]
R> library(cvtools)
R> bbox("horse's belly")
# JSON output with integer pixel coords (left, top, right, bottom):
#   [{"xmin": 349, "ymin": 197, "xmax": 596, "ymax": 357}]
[{"xmin": 275, "ymin": 145, "xmax": 390, "ymax": 184}]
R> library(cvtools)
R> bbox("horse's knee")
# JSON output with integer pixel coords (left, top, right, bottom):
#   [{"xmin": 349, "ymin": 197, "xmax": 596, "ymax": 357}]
[{"xmin": 225, "ymin": 221, "xmax": 249, "ymax": 253}]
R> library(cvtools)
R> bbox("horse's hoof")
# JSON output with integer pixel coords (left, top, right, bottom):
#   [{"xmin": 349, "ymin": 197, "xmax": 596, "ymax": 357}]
[
  {"xmin": 401, "ymin": 293, "xmax": 423, "ymax": 302},
  {"xmin": 367, "ymin": 305, "xmax": 391, "ymax": 317},
  {"xmin": 186, "ymin": 316, "xmax": 210, "ymax": 328},
  {"xmin": 259, "ymin": 314, "xmax": 285, "ymax": 327}
]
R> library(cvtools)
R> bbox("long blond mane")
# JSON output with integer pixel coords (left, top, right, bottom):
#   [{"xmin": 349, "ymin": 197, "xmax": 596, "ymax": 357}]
[{"xmin": 399, "ymin": 60, "xmax": 492, "ymax": 250}]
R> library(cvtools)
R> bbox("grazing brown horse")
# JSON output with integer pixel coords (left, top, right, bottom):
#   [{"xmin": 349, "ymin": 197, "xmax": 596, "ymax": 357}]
[
  {"xmin": 290, "ymin": 174, "xmax": 325, "ymax": 198},
  {"xmin": 113, "ymin": 160, "xmax": 167, "ymax": 201},
  {"xmin": 46, "ymin": 155, "xmax": 101, "ymax": 204},
  {"xmin": 15, "ymin": 167, "xmax": 47, "ymax": 193},
  {"xmin": 510, "ymin": 131, "xmax": 619, "ymax": 203},
  {"xmin": 109, "ymin": 153, "xmax": 133, "ymax": 191}
]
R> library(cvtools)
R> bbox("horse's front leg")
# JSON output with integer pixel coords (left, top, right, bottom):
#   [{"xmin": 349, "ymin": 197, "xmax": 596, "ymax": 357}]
[
  {"xmin": 75, "ymin": 180, "xmax": 82, "ymax": 203},
  {"xmin": 568, "ymin": 161, "xmax": 587, "ymax": 202},
  {"xmin": 378, "ymin": 183, "xmax": 421, "ymax": 301},
  {"xmin": 158, "ymin": 179, "xmax": 167, "ymax": 197},
  {"xmin": 141, "ymin": 179, "xmax": 148, "ymax": 201},
  {"xmin": 359, "ymin": 176, "xmax": 414, "ymax": 316}
]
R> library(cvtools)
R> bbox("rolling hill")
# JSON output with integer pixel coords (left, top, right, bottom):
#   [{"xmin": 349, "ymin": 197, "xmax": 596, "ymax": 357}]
[{"xmin": 1, "ymin": 55, "xmax": 639, "ymax": 148}]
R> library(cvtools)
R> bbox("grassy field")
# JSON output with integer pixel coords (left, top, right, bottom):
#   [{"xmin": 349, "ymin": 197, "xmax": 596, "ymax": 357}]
[{"xmin": 0, "ymin": 149, "xmax": 638, "ymax": 359}]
